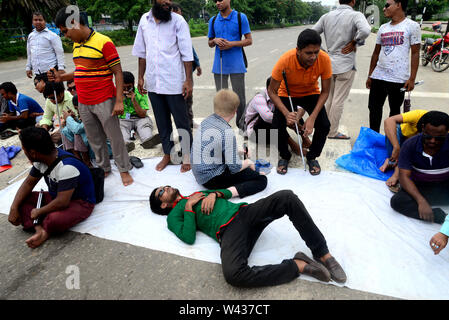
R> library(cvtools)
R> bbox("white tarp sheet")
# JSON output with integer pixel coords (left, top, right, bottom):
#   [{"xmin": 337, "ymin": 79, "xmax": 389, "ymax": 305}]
[{"xmin": 1, "ymin": 158, "xmax": 448, "ymax": 300}]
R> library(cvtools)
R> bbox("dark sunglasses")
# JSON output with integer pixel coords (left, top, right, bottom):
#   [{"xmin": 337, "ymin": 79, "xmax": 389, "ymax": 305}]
[
  {"xmin": 384, "ymin": 2, "xmax": 393, "ymax": 8},
  {"xmin": 422, "ymin": 134, "xmax": 447, "ymax": 142},
  {"xmin": 157, "ymin": 186, "xmax": 170, "ymax": 200},
  {"xmin": 215, "ymin": 0, "xmax": 224, "ymax": 2},
  {"xmin": 68, "ymin": 86, "xmax": 76, "ymax": 92}
]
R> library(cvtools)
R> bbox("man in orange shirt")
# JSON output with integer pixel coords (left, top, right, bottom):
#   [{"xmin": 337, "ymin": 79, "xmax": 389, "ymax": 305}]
[{"xmin": 268, "ymin": 29, "xmax": 332, "ymax": 175}]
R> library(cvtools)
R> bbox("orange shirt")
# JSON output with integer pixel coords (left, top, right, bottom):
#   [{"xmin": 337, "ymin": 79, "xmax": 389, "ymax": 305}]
[{"xmin": 271, "ymin": 48, "xmax": 332, "ymax": 98}]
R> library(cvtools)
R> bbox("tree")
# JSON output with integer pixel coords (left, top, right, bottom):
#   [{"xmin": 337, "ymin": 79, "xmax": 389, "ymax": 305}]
[
  {"xmin": 0, "ymin": 0, "xmax": 69, "ymax": 31},
  {"xmin": 414, "ymin": 0, "xmax": 448, "ymax": 21}
]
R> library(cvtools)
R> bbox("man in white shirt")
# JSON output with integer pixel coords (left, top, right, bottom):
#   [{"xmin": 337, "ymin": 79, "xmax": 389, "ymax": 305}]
[
  {"xmin": 26, "ymin": 12, "xmax": 65, "ymax": 78},
  {"xmin": 132, "ymin": 0, "xmax": 194, "ymax": 173},
  {"xmin": 313, "ymin": 0, "xmax": 371, "ymax": 140},
  {"xmin": 366, "ymin": 0, "xmax": 421, "ymax": 133}
]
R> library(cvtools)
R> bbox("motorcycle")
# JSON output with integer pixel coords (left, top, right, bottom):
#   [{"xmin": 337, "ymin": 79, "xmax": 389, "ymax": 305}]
[{"xmin": 421, "ymin": 22, "xmax": 449, "ymax": 72}]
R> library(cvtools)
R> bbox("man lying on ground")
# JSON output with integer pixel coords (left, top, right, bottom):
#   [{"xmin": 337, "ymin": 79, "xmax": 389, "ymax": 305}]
[
  {"xmin": 8, "ymin": 127, "xmax": 96, "ymax": 249},
  {"xmin": 150, "ymin": 185, "xmax": 346, "ymax": 287},
  {"xmin": 390, "ymin": 111, "xmax": 449, "ymax": 255}
]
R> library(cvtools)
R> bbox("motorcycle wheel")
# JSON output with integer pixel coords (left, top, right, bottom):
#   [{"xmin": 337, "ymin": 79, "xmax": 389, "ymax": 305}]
[
  {"xmin": 421, "ymin": 46, "xmax": 429, "ymax": 66},
  {"xmin": 431, "ymin": 53, "xmax": 449, "ymax": 72}
]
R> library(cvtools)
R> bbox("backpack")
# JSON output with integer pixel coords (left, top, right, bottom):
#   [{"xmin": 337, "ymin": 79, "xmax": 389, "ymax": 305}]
[
  {"xmin": 44, "ymin": 154, "xmax": 105, "ymax": 204},
  {"xmin": 211, "ymin": 11, "xmax": 248, "ymax": 68}
]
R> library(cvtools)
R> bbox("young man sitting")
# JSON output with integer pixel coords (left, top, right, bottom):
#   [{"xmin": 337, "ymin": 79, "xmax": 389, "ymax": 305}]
[
  {"xmin": 150, "ymin": 185, "xmax": 346, "ymax": 287},
  {"xmin": 191, "ymin": 89, "xmax": 267, "ymax": 198},
  {"xmin": 380, "ymin": 109, "xmax": 428, "ymax": 192},
  {"xmin": 0, "ymin": 82, "xmax": 44, "ymax": 132},
  {"xmin": 7, "ymin": 127, "xmax": 96, "ymax": 249},
  {"xmin": 119, "ymin": 71, "xmax": 160, "ymax": 152},
  {"xmin": 390, "ymin": 111, "xmax": 449, "ymax": 255}
]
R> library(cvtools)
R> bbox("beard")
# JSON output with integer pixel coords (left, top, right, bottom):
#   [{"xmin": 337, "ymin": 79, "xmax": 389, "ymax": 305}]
[{"xmin": 152, "ymin": 2, "xmax": 172, "ymax": 22}]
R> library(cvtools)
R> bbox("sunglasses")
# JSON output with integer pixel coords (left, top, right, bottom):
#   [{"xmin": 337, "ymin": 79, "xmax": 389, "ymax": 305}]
[
  {"xmin": 68, "ymin": 86, "xmax": 76, "ymax": 92},
  {"xmin": 215, "ymin": 0, "xmax": 224, "ymax": 2},
  {"xmin": 422, "ymin": 134, "xmax": 447, "ymax": 142},
  {"xmin": 157, "ymin": 186, "xmax": 170, "ymax": 200}
]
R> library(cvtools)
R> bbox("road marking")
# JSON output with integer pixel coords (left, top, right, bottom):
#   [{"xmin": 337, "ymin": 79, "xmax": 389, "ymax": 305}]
[
  {"xmin": 270, "ymin": 49, "xmax": 279, "ymax": 54},
  {"xmin": 249, "ymin": 58, "xmax": 259, "ymax": 63},
  {"xmin": 194, "ymin": 86, "xmax": 449, "ymax": 98}
]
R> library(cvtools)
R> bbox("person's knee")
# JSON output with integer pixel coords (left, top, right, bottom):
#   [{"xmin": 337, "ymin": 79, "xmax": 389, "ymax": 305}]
[
  {"xmin": 390, "ymin": 193, "xmax": 404, "ymax": 212},
  {"xmin": 222, "ymin": 263, "xmax": 246, "ymax": 287},
  {"xmin": 257, "ymin": 175, "xmax": 268, "ymax": 191}
]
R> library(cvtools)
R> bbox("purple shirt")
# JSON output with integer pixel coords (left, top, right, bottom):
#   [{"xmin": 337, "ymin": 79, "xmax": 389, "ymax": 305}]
[
  {"xmin": 132, "ymin": 11, "xmax": 193, "ymax": 95},
  {"xmin": 245, "ymin": 89, "xmax": 274, "ymax": 136},
  {"xmin": 398, "ymin": 134, "xmax": 449, "ymax": 183}
]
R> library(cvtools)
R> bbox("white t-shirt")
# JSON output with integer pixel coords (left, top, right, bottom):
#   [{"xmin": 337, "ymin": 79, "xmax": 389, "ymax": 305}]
[{"xmin": 371, "ymin": 18, "xmax": 421, "ymax": 83}]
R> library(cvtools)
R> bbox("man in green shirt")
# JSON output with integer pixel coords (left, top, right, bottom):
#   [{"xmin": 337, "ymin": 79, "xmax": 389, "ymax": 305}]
[
  {"xmin": 119, "ymin": 71, "xmax": 160, "ymax": 151},
  {"xmin": 150, "ymin": 186, "xmax": 346, "ymax": 287}
]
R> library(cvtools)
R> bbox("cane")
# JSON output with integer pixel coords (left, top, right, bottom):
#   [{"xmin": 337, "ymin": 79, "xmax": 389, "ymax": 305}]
[
  {"xmin": 219, "ymin": 49, "xmax": 223, "ymax": 90},
  {"xmin": 32, "ymin": 188, "xmax": 44, "ymax": 226},
  {"xmin": 50, "ymin": 69, "xmax": 65, "ymax": 150},
  {"xmin": 282, "ymin": 70, "xmax": 306, "ymax": 171}
]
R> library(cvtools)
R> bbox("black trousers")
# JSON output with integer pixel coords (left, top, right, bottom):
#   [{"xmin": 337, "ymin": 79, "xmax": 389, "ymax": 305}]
[
  {"xmin": 219, "ymin": 190, "xmax": 329, "ymax": 287},
  {"xmin": 203, "ymin": 167, "xmax": 267, "ymax": 198},
  {"xmin": 272, "ymin": 95, "xmax": 330, "ymax": 161},
  {"xmin": 368, "ymin": 78, "xmax": 405, "ymax": 133},
  {"xmin": 148, "ymin": 93, "xmax": 192, "ymax": 156},
  {"xmin": 390, "ymin": 180, "xmax": 449, "ymax": 224}
]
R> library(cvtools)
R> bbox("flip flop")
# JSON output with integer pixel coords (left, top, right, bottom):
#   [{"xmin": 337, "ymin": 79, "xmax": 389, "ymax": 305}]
[
  {"xmin": 129, "ymin": 156, "xmax": 143, "ymax": 168},
  {"xmin": 307, "ymin": 159, "xmax": 321, "ymax": 176},
  {"xmin": 388, "ymin": 183, "xmax": 400, "ymax": 193},
  {"xmin": 328, "ymin": 132, "xmax": 350, "ymax": 140},
  {"xmin": 277, "ymin": 159, "xmax": 289, "ymax": 175}
]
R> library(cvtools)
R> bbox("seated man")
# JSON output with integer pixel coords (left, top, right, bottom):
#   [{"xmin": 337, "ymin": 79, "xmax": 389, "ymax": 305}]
[
  {"xmin": 39, "ymin": 81, "xmax": 78, "ymax": 143},
  {"xmin": 380, "ymin": 109, "xmax": 428, "ymax": 192},
  {"xmin": 191, "ymin": 89, "xmax": 267, "ymax": 198},
  {"xmin": 245, "ymin": 77, "xmax": 311, "ymax": 156},
  {"xmin": 149, "ymin": 186, "xmax": 346, "ymax": 287},
  {"xmin": 7, "ymin": 127, "xmax": 96, "ymax": 249},
  {"xmin": 119, "ymin": 71, "xmax": 160, "ymax": 152},
  {"xmin": 0, "ymin": 81, "xmax": 44, "ymax": 132},
  {"xmin": 390, "ymin": 111, "xmax": 449, "ymax": 245}
]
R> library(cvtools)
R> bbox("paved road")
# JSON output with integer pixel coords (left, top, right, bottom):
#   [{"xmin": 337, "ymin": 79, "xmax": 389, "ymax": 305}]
[{"xmin": 1, "ymin": 25, "xmax": 448, "ymax": 301}]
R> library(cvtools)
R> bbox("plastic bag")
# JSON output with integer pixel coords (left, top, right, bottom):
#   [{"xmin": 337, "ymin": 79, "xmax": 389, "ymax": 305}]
[{"xmin": 335, "ymin": 127, "xmax": 393, "ymax": 181}]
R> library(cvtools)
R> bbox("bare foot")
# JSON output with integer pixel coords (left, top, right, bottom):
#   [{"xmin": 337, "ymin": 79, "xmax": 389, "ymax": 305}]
[
  {"xmin": 26, "ymin": 225, "xmax": 49, "ymax": 249},
  {"xmin": 120, "ymin": 171, "xmax": 134, "ymax": 186},
  {"xmin": 156, "ymin": 154, "xmax": 171, "ymax": 171},
  {"xmin": 379, "ymin": 158, "xmax": 390, "ymax": 173},
  {"xmin": 385, "ymin": 167, "xmax": 399, "ymax": 187}
]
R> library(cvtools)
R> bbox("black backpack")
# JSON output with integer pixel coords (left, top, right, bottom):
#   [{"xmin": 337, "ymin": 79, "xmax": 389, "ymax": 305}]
[
  {"xmin": 44, "ymin": 154, "xmax": 105, "ymax": 204},
  {"xmin": 211, "ymin": 11, "xmax": 248, "ymax": 68}
]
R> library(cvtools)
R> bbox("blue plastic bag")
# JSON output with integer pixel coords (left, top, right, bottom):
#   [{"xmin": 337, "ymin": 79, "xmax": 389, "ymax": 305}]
[
  {"xmin": 335, "ymin": 127, "xmax": 393, "ymax": 181},
  {"xmin": 0, "ymin": 146, "xmax": 21, "ymax": 166}
]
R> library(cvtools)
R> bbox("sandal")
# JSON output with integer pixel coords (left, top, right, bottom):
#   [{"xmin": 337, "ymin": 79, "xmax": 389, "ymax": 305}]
[
  {"xmin": 388, "ymin": 183, "xmax": 400, "ymax": 193},
  {"xmin": 129, "ymin": 156, "xmax": 144, "ymax": 168},
  {"xmin": 328, "ymin": 132, "xmax": 350, "ymax": 140},
  {"xmin": 277, "ymin": 158, "xmax": 289, "ymax": 175},
  {"xmin": 307, "ymin": 159, "xmax": 321, "ymax": 176}
]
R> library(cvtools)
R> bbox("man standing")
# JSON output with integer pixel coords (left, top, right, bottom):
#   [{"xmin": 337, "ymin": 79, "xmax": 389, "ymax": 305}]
[
  {"xmin": 268, "ymin": 29, "xmax": 332, "ymax": 176},
  {"xmin": 26, "ymin": 12, "xmax": 65, "ymax": 78},
  {"xmin": 51, "ymin": 6, "xmax": 133, "ymax": 186},
  {"xmin": 208, "ymin": 0, "xmax": 252, "ymax": 129},
  {"xmin": 366, "ymin": 0, "xmax": 421, "ymax": 133},
  {"xmin": 313, "ymin": 0, "xmax": 371, "ymax": 140},
  {"xmin": 133, "ymin": 0, "xmax": 194, "ymax": 172}
]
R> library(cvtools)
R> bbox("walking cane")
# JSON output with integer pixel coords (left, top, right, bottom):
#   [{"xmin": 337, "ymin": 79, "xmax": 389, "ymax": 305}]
[
  {"xmin": 50, "ymin": 69, "xmax": 65, "ymax": 150},
  {"xmin": 282, "ymin": 70, "xmax": 306, "ymax": 171},
  {"xmin": 32, "ymin": 188, "xmax": 44, "ymax": 226},
  {"xmin": 220, "ymin": 49, "xmax": 223, "ymax": 90}
]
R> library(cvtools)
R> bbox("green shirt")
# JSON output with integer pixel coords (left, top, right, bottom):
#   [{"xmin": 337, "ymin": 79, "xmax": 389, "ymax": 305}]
[
  {"xmin": 167, "ymin": 189, "xmax": 247, "ymax": 245},
  {"xmin": 119, "ymin": 87, "xmax": 149, "ymax": 119}
]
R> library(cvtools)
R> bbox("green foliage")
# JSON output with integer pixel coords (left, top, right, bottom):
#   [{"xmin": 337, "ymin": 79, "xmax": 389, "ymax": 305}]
[
  {"xmin": 188, "ymin": 19, "xmax": 208, "ymax": 37},
  {"xmin": 0, "ymin": 31, "xmax": 26, "ymax": 61}
]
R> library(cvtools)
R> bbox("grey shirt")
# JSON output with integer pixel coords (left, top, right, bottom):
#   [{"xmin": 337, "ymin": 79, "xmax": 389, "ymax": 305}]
[{"xmin": 313, "ymin": 5, "xmax": 371, "ymax": 74}]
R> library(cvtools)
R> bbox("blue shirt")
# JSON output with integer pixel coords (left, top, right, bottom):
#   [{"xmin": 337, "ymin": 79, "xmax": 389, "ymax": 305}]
[
  {"xmin": 30, "ymin": 149, "xmax": 96, "ymax": 204},
  {"xmin": 8, "ymin": 93, "xmax": 44, "ymax": 115},
  {"xmin": 398, "ymin": 133, "xmax": 449, "ymax": 183},
  {"xmin": 191, "ymin": 113, "xmax": 242, "ymax": 185},
  {"xmin": 208, "ymin": 10, "xmax": 250, "ymax": 75}
]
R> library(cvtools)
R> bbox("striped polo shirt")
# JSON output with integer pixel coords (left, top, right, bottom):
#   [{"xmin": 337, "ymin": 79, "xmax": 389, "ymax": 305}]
[{"xmin": 73, "ymin": 29, "xmax": 121, "ymax": 105}]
